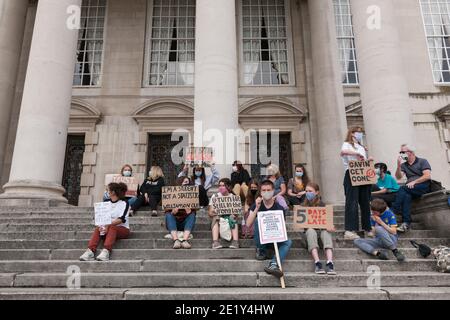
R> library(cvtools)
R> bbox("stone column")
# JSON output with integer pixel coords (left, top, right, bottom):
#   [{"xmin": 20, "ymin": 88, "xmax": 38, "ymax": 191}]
[
  {"xmin": 350, "ymin": 0, "xmax": 415, "ymax": 169},
  {"xmin": 0, "ymin": 0, "xmax": 29, "ymax": 192},
  {"xmin": 308, "ymin": 0, "xmax": 348, "ymax": 203},
  {"xmin": 194, "ymin": 0, "xmax": 239, "ymax": 178},
  {"xmin": 0, "ymin": 0, "xmax": 82, "ymax": 205}
]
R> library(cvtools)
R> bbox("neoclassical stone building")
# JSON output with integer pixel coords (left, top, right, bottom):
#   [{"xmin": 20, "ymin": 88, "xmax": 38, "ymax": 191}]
[{"xmin": 0, "ymin": 0, "xmax": 450, "ymax": 207}]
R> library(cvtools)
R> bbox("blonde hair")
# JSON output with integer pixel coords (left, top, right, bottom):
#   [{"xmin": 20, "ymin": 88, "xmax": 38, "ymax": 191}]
[
  {"xmin": 148, "ymin": 166, "xmax": 164, "ymax": 180},
  {"xmin": 267, "ymin": 164, "xmax": 281, "ymax": 179}
]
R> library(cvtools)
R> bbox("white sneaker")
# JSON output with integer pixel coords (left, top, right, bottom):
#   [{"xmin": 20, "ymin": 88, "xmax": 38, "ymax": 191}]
[
  {"xmin": 344, "ymin": 231, "xmax": 360, "ymax": 240},
  {"xmin": 96, "ymin": 249, "xmax": 110, "ymax": 261},
  {"xmin": 79, "ymin": 249, "xmax": 95, "ymax": 261},
  {"xmin": 366, "ymin": 231, "xmax": 375, "ymax": 238},
  {"xmin": 151, "ymin": 210, "xmax": 158, "ymax": 217}
]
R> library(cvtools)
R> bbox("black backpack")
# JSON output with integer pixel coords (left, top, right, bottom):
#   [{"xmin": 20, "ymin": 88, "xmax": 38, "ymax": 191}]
[{"xmin": 410, "ymin": 240, "xmax": 432, "ymax": 258}]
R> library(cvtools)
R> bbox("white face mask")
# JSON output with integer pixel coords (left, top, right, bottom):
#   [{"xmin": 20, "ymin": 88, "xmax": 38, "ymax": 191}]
[
  {"xmin": 261, "ymin": 191, "xmax": 274, "ymax": 201},
  {"xmin": 232, "ymin": 166, "xmax": 238, "ymax": 172},
  {"xmin": 123, "ymin": 170, "xmax": 132, "ymax": 177}
]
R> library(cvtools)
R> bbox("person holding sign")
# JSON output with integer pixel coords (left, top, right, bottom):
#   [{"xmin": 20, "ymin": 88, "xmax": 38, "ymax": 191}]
[
  {"xmin": 340, "ymin": 127, "xmax": 373, "ymax": 240},
  {"xmin": 301, "ymin": 183, "xmax": 336, "ymax": 275},
  {"xmin": 178, "ymin": 163, "xmax": 220, "ymax": 193},
  {"xmin": 208, "ymin": 178, "xmax": 240, "ymax": 249},
  {"xmin": 131, "ymin": 166, "xmax": 165, "ymax": 216},
  {"xmin": 165, "ymin": 177, "xmax": 197, "ymax": 249},
  {"xmin": 354, "ymin": 199, "xmax": 405, "ymax": 262},
  {"xmin": 287, "ymin": 164, "xmax": 310, "ymax": 206},
  {"xmin": 246, "ymin": 180, "xmax": 293, "ymax": 278},
  {"xmin": 80, "ymin": 183, "xmax": 131, "ymax": 262}
]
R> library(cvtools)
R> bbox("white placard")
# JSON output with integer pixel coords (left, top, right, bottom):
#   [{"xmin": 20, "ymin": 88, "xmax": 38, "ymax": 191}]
[
  {"xmin": 257, "ymin": 210, "xmax": 288, "ymax": 245},
  {"xmin": 94, "ymin": 202, "xmax": 112, "ymax": 226}
]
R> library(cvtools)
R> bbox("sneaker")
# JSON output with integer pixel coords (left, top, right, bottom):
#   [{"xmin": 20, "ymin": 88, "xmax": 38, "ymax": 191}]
[
  {"xmin": 326, "ymin": 262, "xmax": 337, "ymax": 275},
  {"xmin": 376, "ymin": 250, "xmax": 389, "ymax": 260},
  {"xmin": 264, "ymin": 263, "xmax": 283, "ymax": 278},
  {"xmin": 151, "ymin": 210, "xmax": 158, "ymax": 217},
  {"xmin": 344, "ymin": 231, "xmax": 360, "ymax": 240},
  {"xmin": 393, "ymin": 249, "xmax": 405, "ymax": 262},
  {"xmin": 212, "ymin": 241, "xmax": 223, "ymax": 249},
  {"xmin": 79, "ymin": 249, "xmax": 95, "ymax": 261},
  {"xmin": 397, "ymin": 223, "xmax": 410, "ymax": 233},
  {"xmin": 366, "ymin": 231, "xmax": 375, "ymax": 238},
  {"xmin": 173, "ymin": 239, "xmax": 182, "ymax": 249},
  {"xmin": 181, "ymin": 240, "xmax": 192, "ymax": 249},
  {"xmin": 129, "ymin": 210, "xmax": 134, "ymax": 217},
  {"xmin": 255, "ymin": 248, "xmax": 267, "ymax": 261},
  {"xmin": 229, "ymin": 240, "xmax": 240, "ymax": 249},
  {"xmin": 315, "ymin": 262, "xmax": 326, "ymax": 274},
  {"xmin": 96, "ymin": 249, "xmax": 110, "ymax": 261}
]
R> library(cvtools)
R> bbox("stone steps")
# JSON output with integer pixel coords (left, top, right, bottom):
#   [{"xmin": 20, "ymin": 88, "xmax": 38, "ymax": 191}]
[
  {"xmin": 0, "ymin": 259, "xmax": 438, "ymax": 273},
  {"xmin": 3, "ymin": 272, "xmax": 449, "ymax": 288}
]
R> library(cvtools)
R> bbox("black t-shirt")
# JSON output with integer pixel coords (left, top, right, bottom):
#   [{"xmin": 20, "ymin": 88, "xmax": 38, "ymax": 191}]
[{"xmin": 250, "ymin": 201, "xmax": 284, "ymax": 213}]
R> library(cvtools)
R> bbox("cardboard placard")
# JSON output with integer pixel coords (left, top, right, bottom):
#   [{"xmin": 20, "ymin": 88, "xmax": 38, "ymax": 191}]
[
  {"xmin": 257, "ymin": 210, "xmax": 288, "ymax": 245},
  {"xmin": 104, "ymin": 174, "xmax": 139, "ymax": 197},
  {"xmin": 161, "ymin": 186, "xmax": 200, "ymax": 210},
  {"xmin": 211, "ymin": 194, "xmax": 243, "ymax": 216},
  {"xmin": 94, "ymin": 202, "xmax": 112, "ymax": 226},
  {"xmin": 293, "ymin": 205, "xmax": 334, "ymax": 230},
  {"xmin": 348, "ymin": 160, "xmax": 377, "ymax": 186},
  {"xmin": 184, "ymin": 147, "xmax": 214, "ymax": 166}
]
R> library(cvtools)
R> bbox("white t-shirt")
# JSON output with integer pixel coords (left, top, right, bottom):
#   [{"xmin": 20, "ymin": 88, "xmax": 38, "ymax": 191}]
[
  {"xmin": 108, "ymin": 199, "xmax": 130, "ymax": 229},
  {"xmin": 341, "ymin": 142, "xmax": 367, "ymax": 171}
]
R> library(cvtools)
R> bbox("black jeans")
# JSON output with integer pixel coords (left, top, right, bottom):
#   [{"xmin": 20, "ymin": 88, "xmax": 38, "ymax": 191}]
[
  {"xmin": 132, "ymin": 194, "xmax": 161, "ymax": 211},
  {"xmin": 371, "ymin": 185, "xmax": 397, "ymax": 207},
  {"xmin": 343, "ymin": 170, "xmax": 371, "ymax": 232}
]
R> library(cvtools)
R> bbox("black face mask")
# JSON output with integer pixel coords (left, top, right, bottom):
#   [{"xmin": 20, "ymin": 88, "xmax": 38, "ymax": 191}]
[{"xmin": 251, "ymin": 190, "xmax": 258, "ymax": 197}]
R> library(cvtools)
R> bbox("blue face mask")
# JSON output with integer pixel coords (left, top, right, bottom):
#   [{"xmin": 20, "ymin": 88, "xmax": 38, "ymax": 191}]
[
  {"xmin": 195, "ymin": 171, "xmax": 202, "ymax": 177},
  {"xmin": 354, "ymin": 132, "xmax": 364, "ymax": 143},
  {"xmin": 295, "ymin": 172, "xmax": 304, "ymax": 178},
  {"xmin": 306, "ymin": 192, "xmax": 316, "ymax": 201}
]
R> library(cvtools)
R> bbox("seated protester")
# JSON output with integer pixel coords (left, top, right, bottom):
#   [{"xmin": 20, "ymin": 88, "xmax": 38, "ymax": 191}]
[
  {"xmin": 231, "ymin": 160, "xmax": 251, "ymax": 203},
  {"xmin": 208, "ymin": 178, "xmax": 240, "ymax": 249},
  {"xmin": 371, "ymin": 162, "xmax": 399, "ymax": 207},
  {"xmin": 354, "ymin": 198, "xmax": 405, "ymax": 262},
  {"xmin": 392, "ymin": 144, "xmax": 432, "ymax": 232},
  {"xmin": 103, "ymin": 164, "xmax": 138, "ymax": 209},
  {"xmin": 246, "ymin": 180, "xmax": 293, "ymax": 279},
  {"xmin": 241, "ymin": 179, "xmax": 259, "ymax": 239},
  {"xmin": 287, "ymin": 164, "xmax": 310, "ymax": 206},
  {"xmin": 266, "ymin": 164, "xmax": 289, "ymax": 212},
  {"xmin": 301, "ymin": 183, "xmax": 336, "ymax": 275},
  {"xmin": 178, "ymin": 163, "xmax": 220, "ymax": 193},
  {"xmin": 80, "ymin": 183, "xmax": 130, "ymax": 262},
  {"xmin": 131, "ymin": 166, "xmax": 165, "ymax": 216},
  {"xmin": 165, "ymin": 177, "xmax": 196, "ymax": 249}
]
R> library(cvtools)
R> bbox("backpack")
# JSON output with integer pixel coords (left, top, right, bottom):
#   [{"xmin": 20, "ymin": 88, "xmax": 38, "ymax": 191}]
[
  {"xmin": 410, "ymin": 240, "xmax": 432, "ymax": 258},
  {"xmin": 432, "ymin": 246, "xmax": 450, "ymax": 273},
  {"xmin": 429, "ymin": 180, "xmax": 444, "ymax": 193},
  {"xmin": 241, "ymin": 210, "xmax": 254, "ymax": 239}
]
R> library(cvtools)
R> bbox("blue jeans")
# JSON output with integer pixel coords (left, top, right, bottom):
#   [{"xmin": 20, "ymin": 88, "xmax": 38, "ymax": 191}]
[
  {"xmin": 165, "ymin": 213, "xmax": 196, "ymax": 232},
  {"xmin": 354, "ymin": 226, "xmax": 398, "ymax": 254},
  {"xmin": 253, "ymin": 218, "xmax": 292, "ymax": 265},
  {"xmin": 392, "ymin": 183, "xmax": 429, "ymax": 224}
]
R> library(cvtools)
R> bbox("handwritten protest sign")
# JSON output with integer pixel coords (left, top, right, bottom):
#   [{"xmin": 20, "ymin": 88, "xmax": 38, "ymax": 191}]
[
  {"xmin": 94, "ymin": 202, "xmax": 112, "ymax": 226},
  {"xmin": 293, "ymin": 205, "xmax": 334, "ymax": 230},
  {"xmin": 184, "ymin": 147, "xmax": 214, "ymax": 166},
  {"xmin": 211, "ymin": 195, "xmax": 243, "ymax": 216},
  {"xmin": 257, "ymin": 210, "xmax": 288, "ymax": 245},
  {"xmin": 348, "ymin": 160, "xmax": 377, "ymax": 186},
  {"xmin": 162, "ymin": 186, "xmax": 199, "ymax": 210},
  {"xmin": 104, "ymin": 174, "xmax": 139, "ymax": 197}
]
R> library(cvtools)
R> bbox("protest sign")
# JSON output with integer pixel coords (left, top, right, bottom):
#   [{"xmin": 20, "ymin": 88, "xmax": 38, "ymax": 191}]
[
  {"xmin": 94, "ymin": 202, "xmax": 112, "ymax": 226},
  {"xmin": 293, "ymin": 205, "xmax": 334, "ymax": 230},
  {"xmin": 184, "ymin": 147, "xmax": 214, "ymax": 166},
  {"xmin": 348, "ymin": 160, "xmax": 377, "ymax": 186},
  {"xmin": 257, "ymin": 210, "xmax": 288, "ymax": 245},
  {"xmin": 104, "ymin": 174, "xmax": 139, "ymax": 197},
  {"xmin": 162, "ymin": 186, "xmax": 199, "ymax": 210},
  {"xmin": 211, "ymin": 195, "xmax": 242, "ymax": 216}
]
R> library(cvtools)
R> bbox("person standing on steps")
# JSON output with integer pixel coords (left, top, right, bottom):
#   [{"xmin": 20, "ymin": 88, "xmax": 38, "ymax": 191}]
[
  {"xmin": 246, "ymin": 180, "xmax": 293, "ymax": 279},
  {"xmin": 131, "ymin": 166, "xmax": 165, "ymax": 216},
  {"xmin": 354, "ymin": 198, "xmax": 405, "ymax": 262},
  {"xmin": 340, "ymin": 126, "xmax": 373, "ymax": 240},
  {"xmin": 301, "ymin": 182, "xmax": 336, "ymax": 275},
  {"xmin": 80, "ymin": 182, "xmax": 131, "ymax": 262},
  {"xmin": 392, "ymin": 144, "xmax": 432, "ymax": 233}
]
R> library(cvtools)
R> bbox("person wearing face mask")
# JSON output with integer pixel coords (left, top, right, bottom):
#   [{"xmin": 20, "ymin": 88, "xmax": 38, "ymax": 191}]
[
  {"xmin": 246, "ymin": 180, "xmax": 293, "ymax": 279},
  {"xmin": 340, "ymin": 126, "xmax": 373, "ymax": 240},
  {"xmin": 165, "ymin": 177, "xmax": 197, "ymax": 249},
  {"xmin": 265, "ymin": 164, "xmax": 288, "ymax": 213},
  {"xmin": 103, "ymin": 164, "xmax": 139, "ymax": 210},
  {"xmin": 131, "ymin": 166, "xmax": 165, "ymax": 216},
  {"xmin": 371, "ymin": 163, "xmax": 400, "ymax": 207},
  {"xmin": 287, "ymin": 164, "xmax": 310, "ymax": 206},
  {"xmin": 301, "ymin": 183, "xmax": 336, "ymax": 275},
  {"xmin": 392, "ymin": 144, "xmax": 432, "ymax": 233},
  {"xmin": 208, "ymin": 178, "xmax": 240, "ymax": 249},
  {"xmin": 178, "ymin": 163, "xmax": 220, "ymax": 193},
  {"xmin": 231, "ymin": 160, "xmax": 251, "ymax": 203},
  {"xmin": 241, "ymin": 179, "xmax": 260, "ymax": 239}
]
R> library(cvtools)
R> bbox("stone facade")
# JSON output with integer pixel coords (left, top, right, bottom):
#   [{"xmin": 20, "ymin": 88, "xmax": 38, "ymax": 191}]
[{"xmin": 1, "ymin": 0, "xmax": 449, "ymax": 206}]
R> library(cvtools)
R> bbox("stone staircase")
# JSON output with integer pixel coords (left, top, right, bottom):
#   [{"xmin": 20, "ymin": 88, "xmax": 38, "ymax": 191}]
[{"xmin": 0, "ymin": 205, "xmax": 449, "ymax": 300}]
